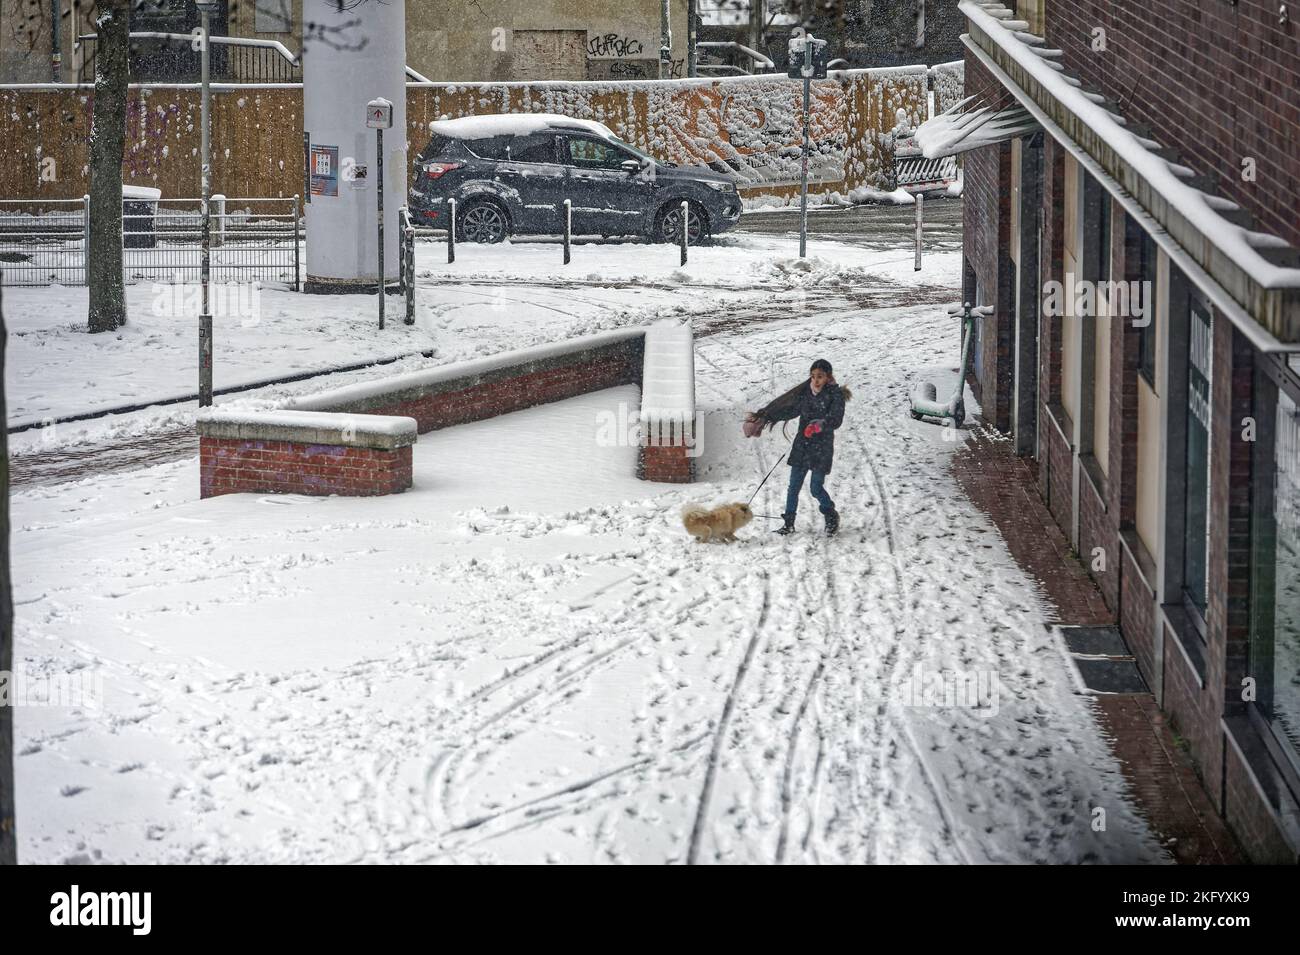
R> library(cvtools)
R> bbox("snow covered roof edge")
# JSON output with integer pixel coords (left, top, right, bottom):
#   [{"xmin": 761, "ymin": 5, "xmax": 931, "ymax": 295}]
[{"xmin": 960, "ymin": 0, "xmax": 1300, "ymax": 292}]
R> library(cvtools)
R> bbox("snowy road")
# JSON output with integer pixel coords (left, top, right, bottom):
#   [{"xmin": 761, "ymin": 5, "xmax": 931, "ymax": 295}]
[{"xmin": 11, "ymin": 293, "xmax": 1168, "ymax": 863}]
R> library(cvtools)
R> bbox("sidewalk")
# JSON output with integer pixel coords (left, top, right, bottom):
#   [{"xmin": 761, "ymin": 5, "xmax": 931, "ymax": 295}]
[{"xmin": 951, "ymin": 421, "xmax": 1245, "ymax": 865}]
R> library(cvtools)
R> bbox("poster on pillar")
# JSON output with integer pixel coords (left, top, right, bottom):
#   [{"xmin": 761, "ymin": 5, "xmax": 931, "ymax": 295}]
[{"xmin": 310, "ymin": 146, "xmax": 338, "ymax": 198}]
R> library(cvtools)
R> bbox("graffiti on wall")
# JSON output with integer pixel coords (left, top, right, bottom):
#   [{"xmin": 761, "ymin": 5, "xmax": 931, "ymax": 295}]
[{"xmin": 586, "ymin": 34, "xmax": 646, "ymax": 59}]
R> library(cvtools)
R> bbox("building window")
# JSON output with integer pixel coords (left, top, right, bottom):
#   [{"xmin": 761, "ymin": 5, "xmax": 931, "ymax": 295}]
[
  {"xmin": 1137, "ymin": 231, "xmax": 1157, "ymax": 386},
  {"xmin": 1251, "ymin": 356, "xmax": 1300, "ymax": 766},
  {"xmin": 1183, "ymin": 295, "xmax": 1213, "ymax": 624}
]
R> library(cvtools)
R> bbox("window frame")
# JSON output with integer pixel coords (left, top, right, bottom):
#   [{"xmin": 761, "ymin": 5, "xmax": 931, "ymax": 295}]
[
  {"xmin": 1181, "ymin": 292, "xmax": 1214, "ymax": 636},
  {"xmin": 1137, "ymin": 231, "xmax": 1157, "ymax": 387},
  {"xmin": 1249, "ymin": 352, "xmax": 1300, "ymax": 776}
]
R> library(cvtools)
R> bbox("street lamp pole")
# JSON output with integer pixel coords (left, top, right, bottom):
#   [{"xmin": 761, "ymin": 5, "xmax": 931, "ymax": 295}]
[{"xmin": 197, "ymin": 1, "xmax": 218, "ymax": 408}]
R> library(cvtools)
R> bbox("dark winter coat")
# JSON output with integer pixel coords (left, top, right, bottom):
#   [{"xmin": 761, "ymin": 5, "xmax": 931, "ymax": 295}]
[{"xmin": 762, "ymin": 381, "xmax": 847, "ymax": 474}]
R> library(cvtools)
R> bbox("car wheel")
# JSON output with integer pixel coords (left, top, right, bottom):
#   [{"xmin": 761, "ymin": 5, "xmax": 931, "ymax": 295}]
[
  {"xmin": 458, "ymin": 199, "xmax": 510, "ymax": 243},
  {"xmin": 654, "ymin": 201, "xmax": 708, "ymax": 245}
]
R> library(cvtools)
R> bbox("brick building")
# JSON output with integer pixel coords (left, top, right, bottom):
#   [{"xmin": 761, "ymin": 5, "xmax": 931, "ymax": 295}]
[{"xmin": 925, "ymin": 1, "xmax": 1300, "ymax": 862}]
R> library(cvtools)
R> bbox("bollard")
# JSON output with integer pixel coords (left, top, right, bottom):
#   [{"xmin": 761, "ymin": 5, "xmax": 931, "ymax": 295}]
[
  {"xmin": 563, "ymin": 199, "xmax": 571, "ymax": 265},
  {"xmin": 914, "ymin": 192, "xmax": 924, "ymax": 271},
  {"xmin": 447, "ymin": 197, "xmax": 456, "ymax": 264},
  {"xmin": 211, "ymin": 194, "xmax": 226, "ymax": 248},
  {"xmin": 679, "ymin": 200, "xmax": 688, "ymax": 266},
  {"xmin": 404, "ymin": 220, "xmax": 415, "ymax": 326}
]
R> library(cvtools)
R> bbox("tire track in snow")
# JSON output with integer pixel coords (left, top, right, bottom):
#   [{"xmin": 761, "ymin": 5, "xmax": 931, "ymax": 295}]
[
  {"xmin": 687, "ymin": 572, "xmax": 771, "ymax": 865},
  {"xmin": 849, "ymin": 409, "xmax": 978, "ymax": 865}
]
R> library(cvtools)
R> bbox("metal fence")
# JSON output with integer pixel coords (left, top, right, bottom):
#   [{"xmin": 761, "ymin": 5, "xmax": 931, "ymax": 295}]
[
  {"xmin": 76, "ymin": 34, "xmax": 302, "ymax": 85},
  {"xmin": 0, "ymin": 197, "xmax": 301, "ymax": 288},
  {"xmin": 0, "ymin": 198, "xmax": 88, "ymax": 285}
]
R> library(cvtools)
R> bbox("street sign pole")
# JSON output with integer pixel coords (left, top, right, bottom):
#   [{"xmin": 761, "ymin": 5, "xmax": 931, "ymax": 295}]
[
  {"xmin": 366, "ymin": 97, "xmax": 394, "ymax": 331},
  {"xmin": 799, "ymin": 62, "xmax": 811, "ymax": 259},
  {"xmin": 197, "ymin": 1, "xmax": 217, "ymax": 407},
  {"xmin": 789, "ymin": 31, "xmax": 825, "ymax": 259},
  {"xmin": 377, "ymin": 124, "xmax": 384, "ymax": 330}
]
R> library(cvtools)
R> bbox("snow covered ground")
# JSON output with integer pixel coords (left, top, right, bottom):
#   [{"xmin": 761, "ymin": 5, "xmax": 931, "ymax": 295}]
[
  {"xmin": 10, "ymin": 285, "xmax": 1169, "ymax": 863},
  {"xmin": 5, "ymin": 233, "xmax": 954, "ymax": 437}
]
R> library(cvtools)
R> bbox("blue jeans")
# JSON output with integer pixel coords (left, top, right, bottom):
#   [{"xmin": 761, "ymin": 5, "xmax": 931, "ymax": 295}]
[{"xmin": 785, "ymin": 466, "xmax": 834, "ymax": 517}]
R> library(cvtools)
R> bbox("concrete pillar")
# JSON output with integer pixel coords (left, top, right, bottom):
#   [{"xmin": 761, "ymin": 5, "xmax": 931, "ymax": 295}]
[{"xmin": 303, "ymin": 0, "xmax": 406, "ymax": 293}]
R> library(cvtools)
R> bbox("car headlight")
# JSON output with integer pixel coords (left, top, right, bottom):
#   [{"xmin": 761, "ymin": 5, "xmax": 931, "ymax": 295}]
[{"xmin": 705, "ymin": 180, "xmax": 735, "ymax": 192}]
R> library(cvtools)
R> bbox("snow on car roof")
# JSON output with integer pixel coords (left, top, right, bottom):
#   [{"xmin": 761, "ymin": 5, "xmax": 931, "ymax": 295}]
[{"xmin": 428, "ymin": 113, "xmax": 616, "ymax": 141}]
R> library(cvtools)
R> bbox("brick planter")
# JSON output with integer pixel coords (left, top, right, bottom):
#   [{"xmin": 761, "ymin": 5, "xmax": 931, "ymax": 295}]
[
  {"xmin": 198, "ymin": 411, "xmax": 416, "ymax": 499},
  {"xmin": 288, "ymin": 330, "xmax": 646, "ymax": 433},
  {"xmin": 196, "ymin": 324, "xmax": 699, "ymax": 499}
]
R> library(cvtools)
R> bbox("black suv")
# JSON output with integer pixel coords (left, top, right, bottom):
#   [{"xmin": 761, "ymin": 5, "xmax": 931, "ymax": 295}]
[{"xmin": 409, "ymin": 114, "xmax": 741, "ymax": 244}]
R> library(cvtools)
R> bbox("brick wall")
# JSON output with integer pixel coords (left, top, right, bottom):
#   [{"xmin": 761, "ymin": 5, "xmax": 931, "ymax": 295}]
[
  {"xmin": 1078, "ymin": 472, "xmax": 1117, "ymax": 613},
  {"xmin": 1120, "ymin": 544, "xmax": 1157, "ymax": 685},
  {"xmin": 1160, "ymin": 620, "xmax": 1223, "ymax": 801},
  {"xmin": 639, "ymin": 443, "xmax": 694, "ymax": 483},
  {"xmin": 201, "ymin": 439, "xmax": 412, "ymax": 498},
  {"xmin": 1044, "ymin": 0, "xmax": 1300, "ymax": 250},
  {"xmin": 961, "ymin": 52, "xmax": 1017, "ymax": 433},
  {"xmin": 1223, "ymin": 734, "xmax": 1300, "ymax": 864},
  {"xmin": 1108, "ymin": 208, "xmax": 1143, "ymax": 526},
  {"xmin": 1037, "ymin": 137, "xmax": 1066, "ymax": 502},
  {"xmin": 360, "ymin": 349, "xmax": 641, "ymax": 433},
  {"xmin": 1045, "ymin": 412, "xmax": 1073, "ymax": 538},
  {"xmin": 1211, "ymin": 321, "xmax": 1256, "ymax": 721}
]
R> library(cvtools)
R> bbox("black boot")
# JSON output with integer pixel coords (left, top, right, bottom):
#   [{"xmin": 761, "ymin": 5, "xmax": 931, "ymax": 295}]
[
  {"xmin": 774, "ymin": 513, "xmax": 796, "ymax": 535},
  {"xmin": 824, "ymin": 508, "xmax": 840, "ymax": 536}
]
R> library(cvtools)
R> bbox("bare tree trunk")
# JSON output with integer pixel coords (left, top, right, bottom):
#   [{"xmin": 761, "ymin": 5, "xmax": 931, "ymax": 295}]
[
  {"xmin": 0, "ymin": 284, "xmax": 14, "ymax": 865},
  {"xmin": 87, "ymin": 0, "xmax": 129, "ymax": 333}
]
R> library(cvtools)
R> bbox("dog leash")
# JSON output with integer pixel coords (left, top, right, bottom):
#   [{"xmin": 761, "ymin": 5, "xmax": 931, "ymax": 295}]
[{"xmin": 746, "ymin": 424, "xmax": 796, "ymax": 517}]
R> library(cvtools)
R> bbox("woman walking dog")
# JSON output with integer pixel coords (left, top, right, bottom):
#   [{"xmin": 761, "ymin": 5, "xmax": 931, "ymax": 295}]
[{"xmin": 744, "ymin": 359, "xmax": 849, "ymax": 536}]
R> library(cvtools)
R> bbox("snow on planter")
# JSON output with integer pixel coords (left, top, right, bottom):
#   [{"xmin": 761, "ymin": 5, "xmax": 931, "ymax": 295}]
[{"xmin": 638, "ymin": 321, "xmax": 696, "ymax": 484}]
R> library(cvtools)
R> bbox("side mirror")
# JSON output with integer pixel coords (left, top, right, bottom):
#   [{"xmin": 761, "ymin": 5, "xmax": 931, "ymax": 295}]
[{"xmin": 620, "ymin": 158, "xmax": 642, "ymax": 174}]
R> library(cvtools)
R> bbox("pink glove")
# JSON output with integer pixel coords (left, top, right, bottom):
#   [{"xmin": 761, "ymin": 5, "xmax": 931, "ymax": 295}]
[
  {"xmin": 803, "ymin": 419, "xmax": 825, "ymax": 438},
  {"xmin": 742, "ymin": 414, "xmax": 764, "ymax": 438}
]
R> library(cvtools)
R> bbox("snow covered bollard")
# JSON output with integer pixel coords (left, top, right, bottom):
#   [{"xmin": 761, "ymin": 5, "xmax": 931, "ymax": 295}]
[
  {"xmin": 447, "ymin": 197, "xmax": 456, "ymax": 263},
  {"xmin": 563, "ymin": 199, "xmax": 572, "ymax": 265},
  {"xmin": 680, "ymin": 200, "xmax": 689, "ymax": 266}
]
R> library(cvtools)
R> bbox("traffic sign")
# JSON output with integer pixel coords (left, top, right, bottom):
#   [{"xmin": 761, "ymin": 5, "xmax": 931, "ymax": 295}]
[{"xmin": 366, "ymin": 97, "xmax": 393, "ymax": 129}]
